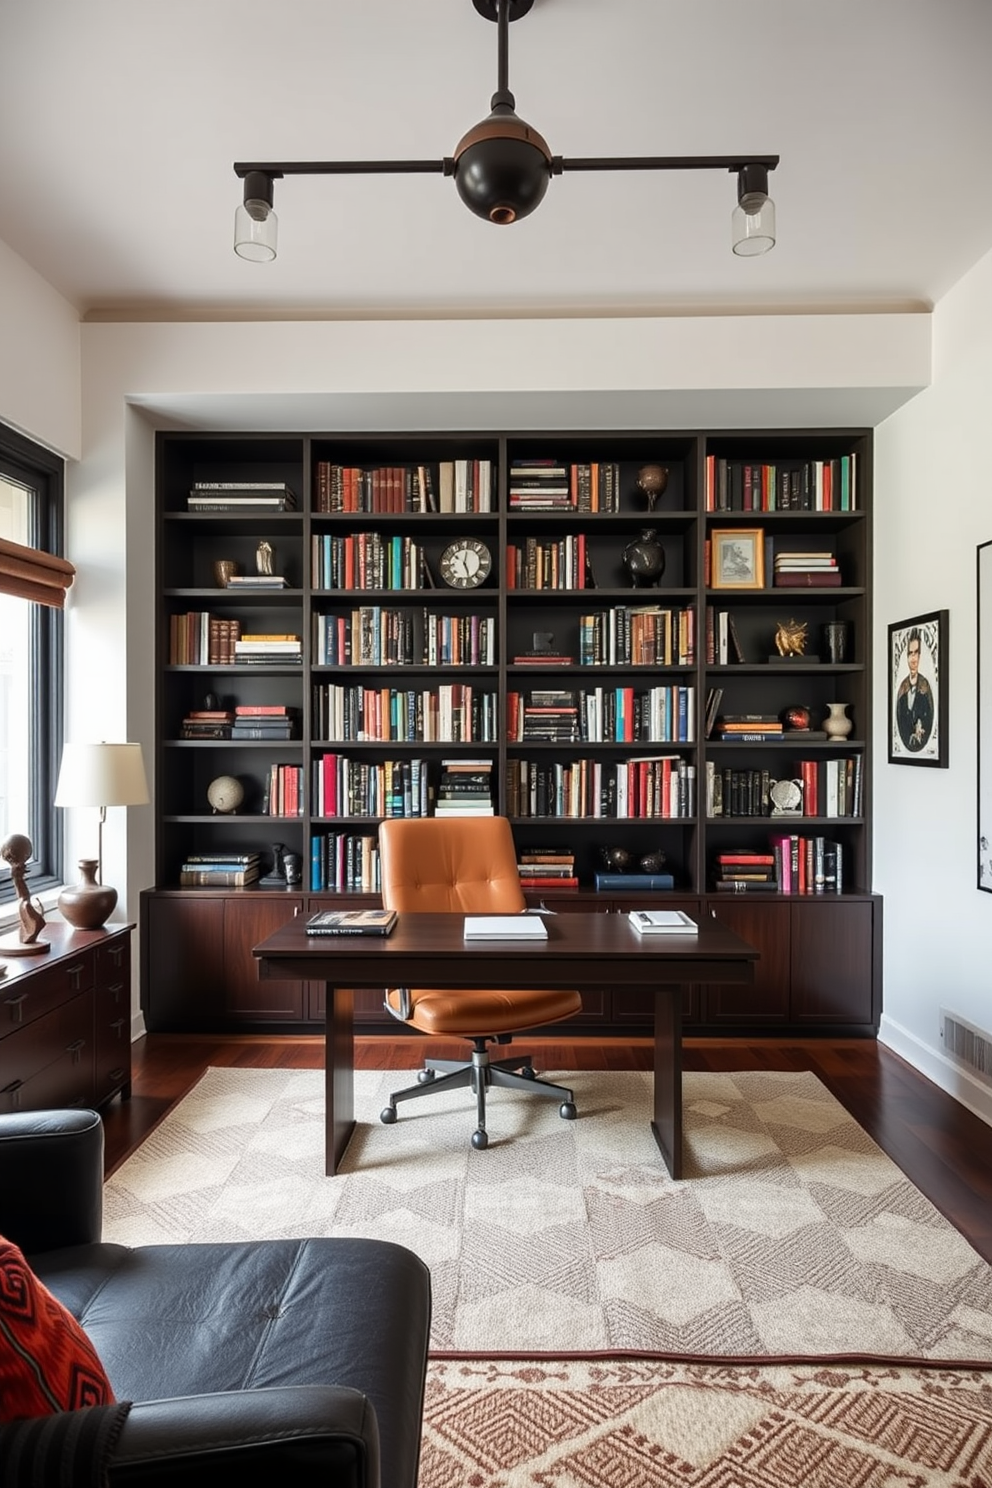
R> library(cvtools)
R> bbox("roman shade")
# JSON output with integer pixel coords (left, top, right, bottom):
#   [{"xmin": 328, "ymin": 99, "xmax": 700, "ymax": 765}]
[{"xmin": 0, "ymin": 537, "xmax": 75, "ymax": 607}]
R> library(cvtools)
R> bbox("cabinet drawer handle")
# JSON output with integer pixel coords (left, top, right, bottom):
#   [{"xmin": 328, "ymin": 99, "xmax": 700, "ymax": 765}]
[
  {"xmin": 4, "ymin": 994, "xmax": 28, "ymax": 1025},
  {"xmin": 3, "ymin": 1079, "xmax": 24, "ymax": 1109},
  {"xmin": 110, "ymin": 1017, "xmax": 126, "ymax": 1037},
  {"xmin": 65, "ymin": 962, "xmax": 86, "ymax": 990},
  {"xmin": 108, "ymin": 1066, "xmax": 127, "ymax": 1084},
  {"xmin": 107, "ymin": 945, "xmax": 124, "ymax": 967},
  {"xmin": 67, "ymin": 1038, "xmax": 86, "ymax": 1063},
  {"xmin": 107, "ymin": 982, "xmax": 125, "ymax": 999}
]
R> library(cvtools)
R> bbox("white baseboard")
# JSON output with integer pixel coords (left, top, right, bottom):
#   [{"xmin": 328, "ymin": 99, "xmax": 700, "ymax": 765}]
[
  {"xmin": 878, "ymin": 1013, "xmax": 992, "ymax": 1128},
  {"xmin": 130, "ymin": 1009, "xmax": 147, "ymax": 1041}
]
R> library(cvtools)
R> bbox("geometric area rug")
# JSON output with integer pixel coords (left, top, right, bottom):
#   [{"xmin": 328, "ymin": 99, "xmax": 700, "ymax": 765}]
[{"xmin": 103, "ymin": 1066, "xmax": 992, "ymax": 1365}]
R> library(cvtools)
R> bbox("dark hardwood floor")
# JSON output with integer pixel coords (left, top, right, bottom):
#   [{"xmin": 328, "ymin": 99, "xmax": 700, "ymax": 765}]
[{"xmin": 102, "ymin": 1033, "xmax": 992, "ymax": 1263}]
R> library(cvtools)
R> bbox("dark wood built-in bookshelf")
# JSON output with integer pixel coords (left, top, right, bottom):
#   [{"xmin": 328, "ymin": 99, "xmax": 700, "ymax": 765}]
[{"xmin": 142, "ymin": 428, "xmax": 879, "ymax": 1038}]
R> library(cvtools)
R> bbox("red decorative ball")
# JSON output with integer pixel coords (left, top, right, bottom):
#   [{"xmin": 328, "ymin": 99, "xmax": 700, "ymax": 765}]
[{"xmin": 783, "ymin": 706, "xmax": 811, "ymax": 731}]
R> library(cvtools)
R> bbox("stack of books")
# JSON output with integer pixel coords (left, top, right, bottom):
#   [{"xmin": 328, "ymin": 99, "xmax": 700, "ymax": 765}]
[
  {"xmin": 233, "ymin": 633, "xmax": 302, "ymax": 666},
  {"xmin": 433, "ymin": 759, "xmax": 494, "ymax": 815},
  {"xmin": 713, "ymin": 849, "xmax": 779, "ymax": 893},
  {"xmin": 179, "ymin": 852, "xmax": 261, "ymax": 888},
  {"xmin": 773, "ymin": 550, "xmax": 842, "ymax": 587},
  {"xmin": 521, "ymin": 690, "xmax": 580, "ymax": 743},
  {"xmin": 517, "ymin": 847, "xmax": 578, "ymax": 890},
  {"xmin": 225, "ymin": 573, "xmax": 290, "ymax": 591},
  {"xmin": 187, "ymin": 482, "xmax": 297, "ymax": 512},
  {"xmin": 230, "ymin": 705, "xmax": 297, "ymax": 740},
  {"xmin": 180, "ymin": 707, "xmax": 234, "ymax": 739},
  {"xmin": 508, "ymin": 459, "xmax": 571, "ymax": 510},
  {"xmin": 715, "ymin": 713, "xmax": 783, "ymax": 742}
]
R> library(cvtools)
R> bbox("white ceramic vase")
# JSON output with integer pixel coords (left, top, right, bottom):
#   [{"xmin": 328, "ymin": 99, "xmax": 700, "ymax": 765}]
[{"xmin": 824, "ymin": 701, "xmax": 853, "ymax": 742}]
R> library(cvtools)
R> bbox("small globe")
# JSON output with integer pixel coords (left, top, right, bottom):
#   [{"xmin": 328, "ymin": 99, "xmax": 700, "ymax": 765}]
[{"xmin": 207, "ymin": 775, "xmax": 244, "ymax": 814}]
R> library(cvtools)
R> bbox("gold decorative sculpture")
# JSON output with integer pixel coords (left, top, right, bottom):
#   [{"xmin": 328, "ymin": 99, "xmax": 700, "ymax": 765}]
[
  {"xmin": 774, "ymin": 618, "xmax": 808, "ymax": 657},
  {"xmin": 0, "ymin": 832, "xmax": 51, "ymax": 955}
]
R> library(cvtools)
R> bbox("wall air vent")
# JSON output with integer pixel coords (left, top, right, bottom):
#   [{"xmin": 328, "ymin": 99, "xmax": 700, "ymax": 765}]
[{"xmin": 940, "ymin": 1009, "xmax": 992, "ymax": 1088}]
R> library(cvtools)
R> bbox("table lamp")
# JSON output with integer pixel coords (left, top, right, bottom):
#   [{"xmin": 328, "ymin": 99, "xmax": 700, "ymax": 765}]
[{"xmin": 54, "ymin": 742, "xmax": 150, "ymax": 929}]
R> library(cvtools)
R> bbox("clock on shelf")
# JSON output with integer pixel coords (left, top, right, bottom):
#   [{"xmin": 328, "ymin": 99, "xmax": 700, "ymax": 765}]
[{"xmin": 439, "ymin": 538, "xmax": 492, "ymax": 590}]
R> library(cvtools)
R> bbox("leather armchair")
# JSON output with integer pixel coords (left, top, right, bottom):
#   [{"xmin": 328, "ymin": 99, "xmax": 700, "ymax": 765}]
[{"xmin": 0, "ymin": 1109, "xmax": 430, "ymax": 1488}]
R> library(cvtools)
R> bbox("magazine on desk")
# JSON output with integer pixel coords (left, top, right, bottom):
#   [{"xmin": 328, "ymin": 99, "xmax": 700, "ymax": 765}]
[
  {"xmin": 628, "ymin": 909, "xmax": 698, "ymax": 935},
  {"xmin": 305, "ymin": 909, "xmax": 398, "ymax": 937},
  {"xmin": 463, "ymin": 915, "xmax": 548, "ymax": 940}
]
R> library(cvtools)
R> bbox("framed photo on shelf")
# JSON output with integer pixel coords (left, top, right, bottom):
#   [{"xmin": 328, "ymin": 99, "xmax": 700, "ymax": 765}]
[
  {"xmin": 710, "ymin": 528, "xmax": 765, "ymax": 590},
  {"xmin": 978, "ymin": 544, "xmax": 992, "ymax": 890},
  {"xmin": 888, "ymin": 608, "xmax": 947, "ymax": 767}
]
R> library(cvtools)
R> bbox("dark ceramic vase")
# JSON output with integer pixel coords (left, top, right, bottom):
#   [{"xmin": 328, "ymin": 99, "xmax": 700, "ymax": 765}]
[
  {"xmin": 622, "ymin": 529, "xmax": 666, "ymax": 588},
  {"xmin": 58, "ymin": 859, "xmax": 117, "ymax": 930}
]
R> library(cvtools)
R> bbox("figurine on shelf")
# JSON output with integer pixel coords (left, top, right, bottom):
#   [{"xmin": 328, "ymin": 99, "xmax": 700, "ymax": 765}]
[
  {"xmin": 774, "ymin": 618, "xmax": 808, "ymax": 657},
  {"xmin": 636, "ymin": 464, "xmax": 669, "ymax": 513},
  {"xmin": 283, "ymin": 852, "xmax": 303, "ymax": 886},
  {"xmin": 600, "ymin": 846, "xmax": 633, "ymax": 872},
  {"xmin": 258, "ymin": 842, "xmax": 288, "ymax": 887},
  {"xmin": 0, "ymin": 832, "xmax": 51, "ymax": 956},
  {"xmin": 639, "ymin": 851, "xmax": 667, "ymax": 874},
  {"xmin": 256, "ymin": 539, "xmax": 274, "ymax": 576},
  {"xmin": 621, "ymin": 529, "xmax": 666, "ymax": 588}
]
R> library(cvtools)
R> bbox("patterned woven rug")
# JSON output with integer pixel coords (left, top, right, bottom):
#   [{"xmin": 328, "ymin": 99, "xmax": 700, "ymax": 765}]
[
  {"xmin": 103, "ymin": 1066, "xmax": 992, "ymax": 1362},
  {"xmin": 421, "ymin": 1357, "xmax": 992, "ymax": 1487}
]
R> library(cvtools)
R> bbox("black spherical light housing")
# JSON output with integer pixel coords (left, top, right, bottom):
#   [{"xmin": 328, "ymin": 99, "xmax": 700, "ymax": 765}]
[{"xmin": 453, "ymin": 106, "xmax": 552, "ymax": 224}]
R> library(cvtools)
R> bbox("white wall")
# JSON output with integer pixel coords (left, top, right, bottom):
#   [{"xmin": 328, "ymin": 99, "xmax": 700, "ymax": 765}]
[
  {"xmin": 0, "ymin": 237, "xmax": 80, "ymax": 459},
  {"xmin": 874, "ymin": 246, "xmax": 992, "ymax": 1121}
]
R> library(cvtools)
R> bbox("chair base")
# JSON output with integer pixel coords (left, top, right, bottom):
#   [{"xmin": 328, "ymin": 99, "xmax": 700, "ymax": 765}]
[{"xmin": 380, "ymin": 1040, "xmax": 576, "ymax": 1149}]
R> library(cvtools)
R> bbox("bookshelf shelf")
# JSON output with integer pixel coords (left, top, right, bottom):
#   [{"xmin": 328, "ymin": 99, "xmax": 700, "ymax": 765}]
[{"xmin": 144, "ymin": 426, "xmax": 879, "ymax": 1039}]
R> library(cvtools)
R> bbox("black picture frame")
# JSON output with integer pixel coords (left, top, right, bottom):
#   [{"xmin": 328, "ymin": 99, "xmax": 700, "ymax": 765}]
[
  {"xmin": 978, "ymin": 544, "xmax": 992, "ymax": 890},
  {"xmin": 888, "ymin": 609, "xmax": 947, "ymax": 767}
]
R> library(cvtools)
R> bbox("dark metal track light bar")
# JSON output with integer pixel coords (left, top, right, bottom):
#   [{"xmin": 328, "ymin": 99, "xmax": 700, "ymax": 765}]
[{"xmin": 234, "ymin": 0, "xmax": 779, "ymax": 263}]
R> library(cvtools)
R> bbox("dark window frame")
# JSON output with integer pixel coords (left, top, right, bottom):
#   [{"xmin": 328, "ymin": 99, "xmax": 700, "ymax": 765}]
[{"xmin": 0, "ymin": 421, "xmax": 65, "ymax": 902}]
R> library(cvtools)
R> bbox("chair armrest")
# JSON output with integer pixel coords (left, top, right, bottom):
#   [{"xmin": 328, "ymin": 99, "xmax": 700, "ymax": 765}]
[
  {"xmin": 0, "ymin": 1109, "xmax": 104, "ymax": 1252},
  {"xmin": 108, "ymin": 1387, "xmax": 380, "ymax": 1488}
]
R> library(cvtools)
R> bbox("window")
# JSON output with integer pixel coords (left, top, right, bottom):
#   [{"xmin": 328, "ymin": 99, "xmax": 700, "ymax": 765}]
[{"xmin": 0, "ymin": 422, "xmax": 65, "ymax": 902}]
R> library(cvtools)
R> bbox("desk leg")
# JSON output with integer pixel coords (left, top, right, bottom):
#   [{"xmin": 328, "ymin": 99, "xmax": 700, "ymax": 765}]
[
  {"xmin": 650, "ymin": 988, "xmax": 683, "ymax": 1180},
  {"xmin": 325, "ymin": 985, "xmax": 355, "ymax": 1176}
]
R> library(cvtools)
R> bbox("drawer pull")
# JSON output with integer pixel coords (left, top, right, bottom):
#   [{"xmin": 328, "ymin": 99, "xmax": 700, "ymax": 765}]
[
  {"xmin": 65, "ymin": 963, "xmax": 86, "ymax": 990},
  {"xmin": 108, "ymin": 1066, "xmax": 126, "ymax": 1084},
  {"xmin": 110, "ymin": 1018, "xmax": 126, "ymax": 1037},
  {"xmin": 4, "ymin": 994, "xmax": 28, "ymax": 1025},
  {"xmin": 107, "ymin": 946, "xmax": 124, "ymax": 967},
  {"xmin": 67, "ymin": 1038, "xmax": 86, "ymax": 1063}
]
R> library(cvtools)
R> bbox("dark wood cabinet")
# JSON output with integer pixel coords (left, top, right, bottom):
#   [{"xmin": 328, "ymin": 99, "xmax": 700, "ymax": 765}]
[
  {"xmin": 0, "ymin": 923, "xmax": 133, "ymax": 1113},
  {"xmin": 143, "ymin": 427, "xmax": 880, "ymax": 1038}
]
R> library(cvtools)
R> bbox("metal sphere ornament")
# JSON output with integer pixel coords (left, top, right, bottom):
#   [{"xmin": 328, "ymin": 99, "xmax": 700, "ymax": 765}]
[{"xmin": 636, "ymin": 464, "xmax": 669, "ymax": 513}]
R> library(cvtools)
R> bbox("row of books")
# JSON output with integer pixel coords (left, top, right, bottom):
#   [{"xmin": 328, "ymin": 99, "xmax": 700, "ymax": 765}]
[
  {"xmin": 169, "ymin": 613, "xmax": 241, "ymax": 667},
  {"xmin": 713, "ymin": 838, "xmax": 845, "ymax": 894},
  {"xmin": 506, "ymin": 756, "xmax": 696, "ymax": 820},
  {"xmin": 187, "ymin": 481, "xmax": 297, "ymax": 513},
  {"xmin": 309, "ymin": 832, "xmax": 381, "ymax": 893},
  {"xmin": 705, "ymin": 611, "xmax": 746, "ymax": 666},
  {"xmin": 704, "ymin": 758, "xmax": 863, "ymax": 818},
  {"xmin": 516, "ymin": 846, "xmax": 578, "ymax": 890},
  {"xmin": 180, "ymin": 704, "xmax": 297, "ymax": 740},
  {"xmin": 314, "ymin": 459, "xmax": 494, "ymax": 514},
  {"xmin": 578, "ymin": 605, "xmax": 696, "ymax": 667},
  {"xmin": 312, "ymin": 608, "xmax": 496, "ymax": 667},
  {"xmin": 773, "ymin": 549, "xmax": 842, "ymax": 589},
  {"xmin": 704, "ymin": 455, "xmax": 857, "ymax": 512},
  {"xmin": 310, "ymin": 684, "xmax": 499, "ymax": 744},
  {"xmin": 434, "ymin": 759, "xmax": 494, "ymax": 815},
  {"xmin": 506, "ymin": 534, "xmax": 591, "ymax": 591},
  {"xmin": 506, "ymin": 685, "xmax": 696, "ymax": 745},
  {"xmin": 262, "ymin": 763, "xmax": 304, "ymax": 817},
  {"xmin": 311, "ymin": 754, "xmax": 432, "ymax": 819},
  {"xmin": 508, "ymin": 460, "xmax": 622, "ymax": 512},
  {"xmin": 714, "ymin": 712, "xmax": 784, "ymax": 742},
  {"xmin": 311, "ymin": 533, "xmax": 429, "ymax": 591}
]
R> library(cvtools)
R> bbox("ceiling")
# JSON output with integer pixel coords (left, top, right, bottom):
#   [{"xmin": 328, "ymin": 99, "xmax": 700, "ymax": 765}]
[{"xmin": 1, "ymin": 0, "xmax": 991, "ymax": 323}]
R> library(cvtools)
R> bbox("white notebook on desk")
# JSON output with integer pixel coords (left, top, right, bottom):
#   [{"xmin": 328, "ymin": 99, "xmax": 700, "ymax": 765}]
[
  {"xmin": 628, "ymin": 909, "xmax": 698, "ymax": 935},
  {"xmin": 463, "ymin": 915, "xmax": 548, "ymax": 939}
]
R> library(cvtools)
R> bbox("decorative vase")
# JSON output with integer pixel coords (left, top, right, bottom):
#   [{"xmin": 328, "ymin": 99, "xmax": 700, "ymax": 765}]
[
  {"xmin": 622, "ymin": 529, "xmax": 666, "ymax": 588},
  {"xmin": 823, "ymin": 702, "xmax": 853, "ymax": 742},
  {"xmin": 58, "ymin": 859, "xmax": 117, "ymax": 930}
]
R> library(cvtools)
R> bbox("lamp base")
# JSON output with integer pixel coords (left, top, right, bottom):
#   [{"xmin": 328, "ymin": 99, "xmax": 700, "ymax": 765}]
[{"xmin": 58, "ymin": 859, "xmax": 117, "ymax": 930}]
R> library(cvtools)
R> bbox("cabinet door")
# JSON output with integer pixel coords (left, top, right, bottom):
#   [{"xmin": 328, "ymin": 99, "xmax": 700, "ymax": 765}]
[
  {"xmin": 94, "ymin": 937, "xmax": 132, "ymax": 1102},
  {"xmin": 790, "ymin": 900, "xmax": 875, "ymax": 1026},
  {"xmin": 223, "ymin": 896, "xmax": 306, "ymax": 1020},
  {"xmin": 0, "ymin": 991, "xmax": 94, "ymax": 1113},
  {"xmin": 143, "ymin": 898, "xmax": 226, "ymax": 1030},
  {"xmin": 703, "ymin": 901, "xmax": 791, "ymax": 1024}
]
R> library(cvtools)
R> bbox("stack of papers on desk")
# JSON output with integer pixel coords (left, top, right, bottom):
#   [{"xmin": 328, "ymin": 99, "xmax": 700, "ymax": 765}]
[
  {"xmin": 628, "ymin": 909, "xmax": 698, "ymax": 935},
  {"xmin": 464, "ymin": 915, "xmax": 548, "ymax": 939}
]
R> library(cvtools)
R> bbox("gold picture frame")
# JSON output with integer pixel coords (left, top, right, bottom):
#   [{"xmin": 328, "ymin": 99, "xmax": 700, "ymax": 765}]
[{"xmin": 710, "ymin": 527, "xmax": 765, "ymax": 590}]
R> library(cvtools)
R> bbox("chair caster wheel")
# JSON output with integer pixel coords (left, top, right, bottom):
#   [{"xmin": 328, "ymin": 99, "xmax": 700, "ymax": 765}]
[
  {"xmin": 519, "ymin": 1065, "xmax": 536, "ymax": 1079},
  {"xmin": 417, "ymin": 1069, "xmax": 436, "ymax": 1084},
  {"xmin": 380, "ymin": 1106, "xmax": 397, "ymax": 1124},
  {"xmin": 471, "ymin": 1129, "xmax": 488, "ymax": 1150},
  {"xmin": 560, "ymin": 1102, "xmax": 577, "ymax": 1121}
]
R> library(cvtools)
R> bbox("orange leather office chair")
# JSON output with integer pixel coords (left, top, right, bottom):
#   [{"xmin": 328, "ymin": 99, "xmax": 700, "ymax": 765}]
[{"xmin": 377, "ymin": 816, "xmax": 581, "ymax": 1149}]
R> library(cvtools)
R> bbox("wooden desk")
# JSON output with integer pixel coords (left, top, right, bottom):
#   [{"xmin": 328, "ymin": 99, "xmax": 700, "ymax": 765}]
[{"xmin": 254, "ymin": 912, "xmax": 757, "ymax": 1179}]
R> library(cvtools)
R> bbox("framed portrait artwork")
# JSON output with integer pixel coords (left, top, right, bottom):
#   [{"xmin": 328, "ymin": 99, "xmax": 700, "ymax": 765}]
[
  {"xmin": 978, "ymin": 544, "xmax": 992, "ymax": 890},
  {"xmin": 710, "ymin": 528, "xmax": 765, "ymax": 590},
  {"xmin": 887, "ymin": 609, "xmax": 947, "ymax": 767}
]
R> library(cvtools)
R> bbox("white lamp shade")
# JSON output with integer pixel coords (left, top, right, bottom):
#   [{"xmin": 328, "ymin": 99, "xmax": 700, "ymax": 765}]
[{"xmin": 55, "ymin": 742, "xmax": 150, "ymax": 808}]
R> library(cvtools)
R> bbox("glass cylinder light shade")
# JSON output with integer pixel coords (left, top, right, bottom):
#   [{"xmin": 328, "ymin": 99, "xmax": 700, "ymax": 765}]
[
  {"xmin": 732, "ymin": 194, "xmax": 776, "ymax": 256},
  {"xmin": 234, "ymin": 201, "xmax": 278, "ymax": 262}
]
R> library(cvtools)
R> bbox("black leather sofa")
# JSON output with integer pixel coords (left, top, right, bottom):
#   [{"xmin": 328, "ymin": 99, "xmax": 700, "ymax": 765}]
[{"xmin": 0, "ymin": 1108, "xmax": 431, "ymax": 1488}]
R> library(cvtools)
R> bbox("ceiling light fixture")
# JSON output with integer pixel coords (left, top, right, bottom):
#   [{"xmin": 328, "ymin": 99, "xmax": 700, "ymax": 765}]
[{"xmin": 233, "ymin": 0, "xmax": 778, "ymax": 262}]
